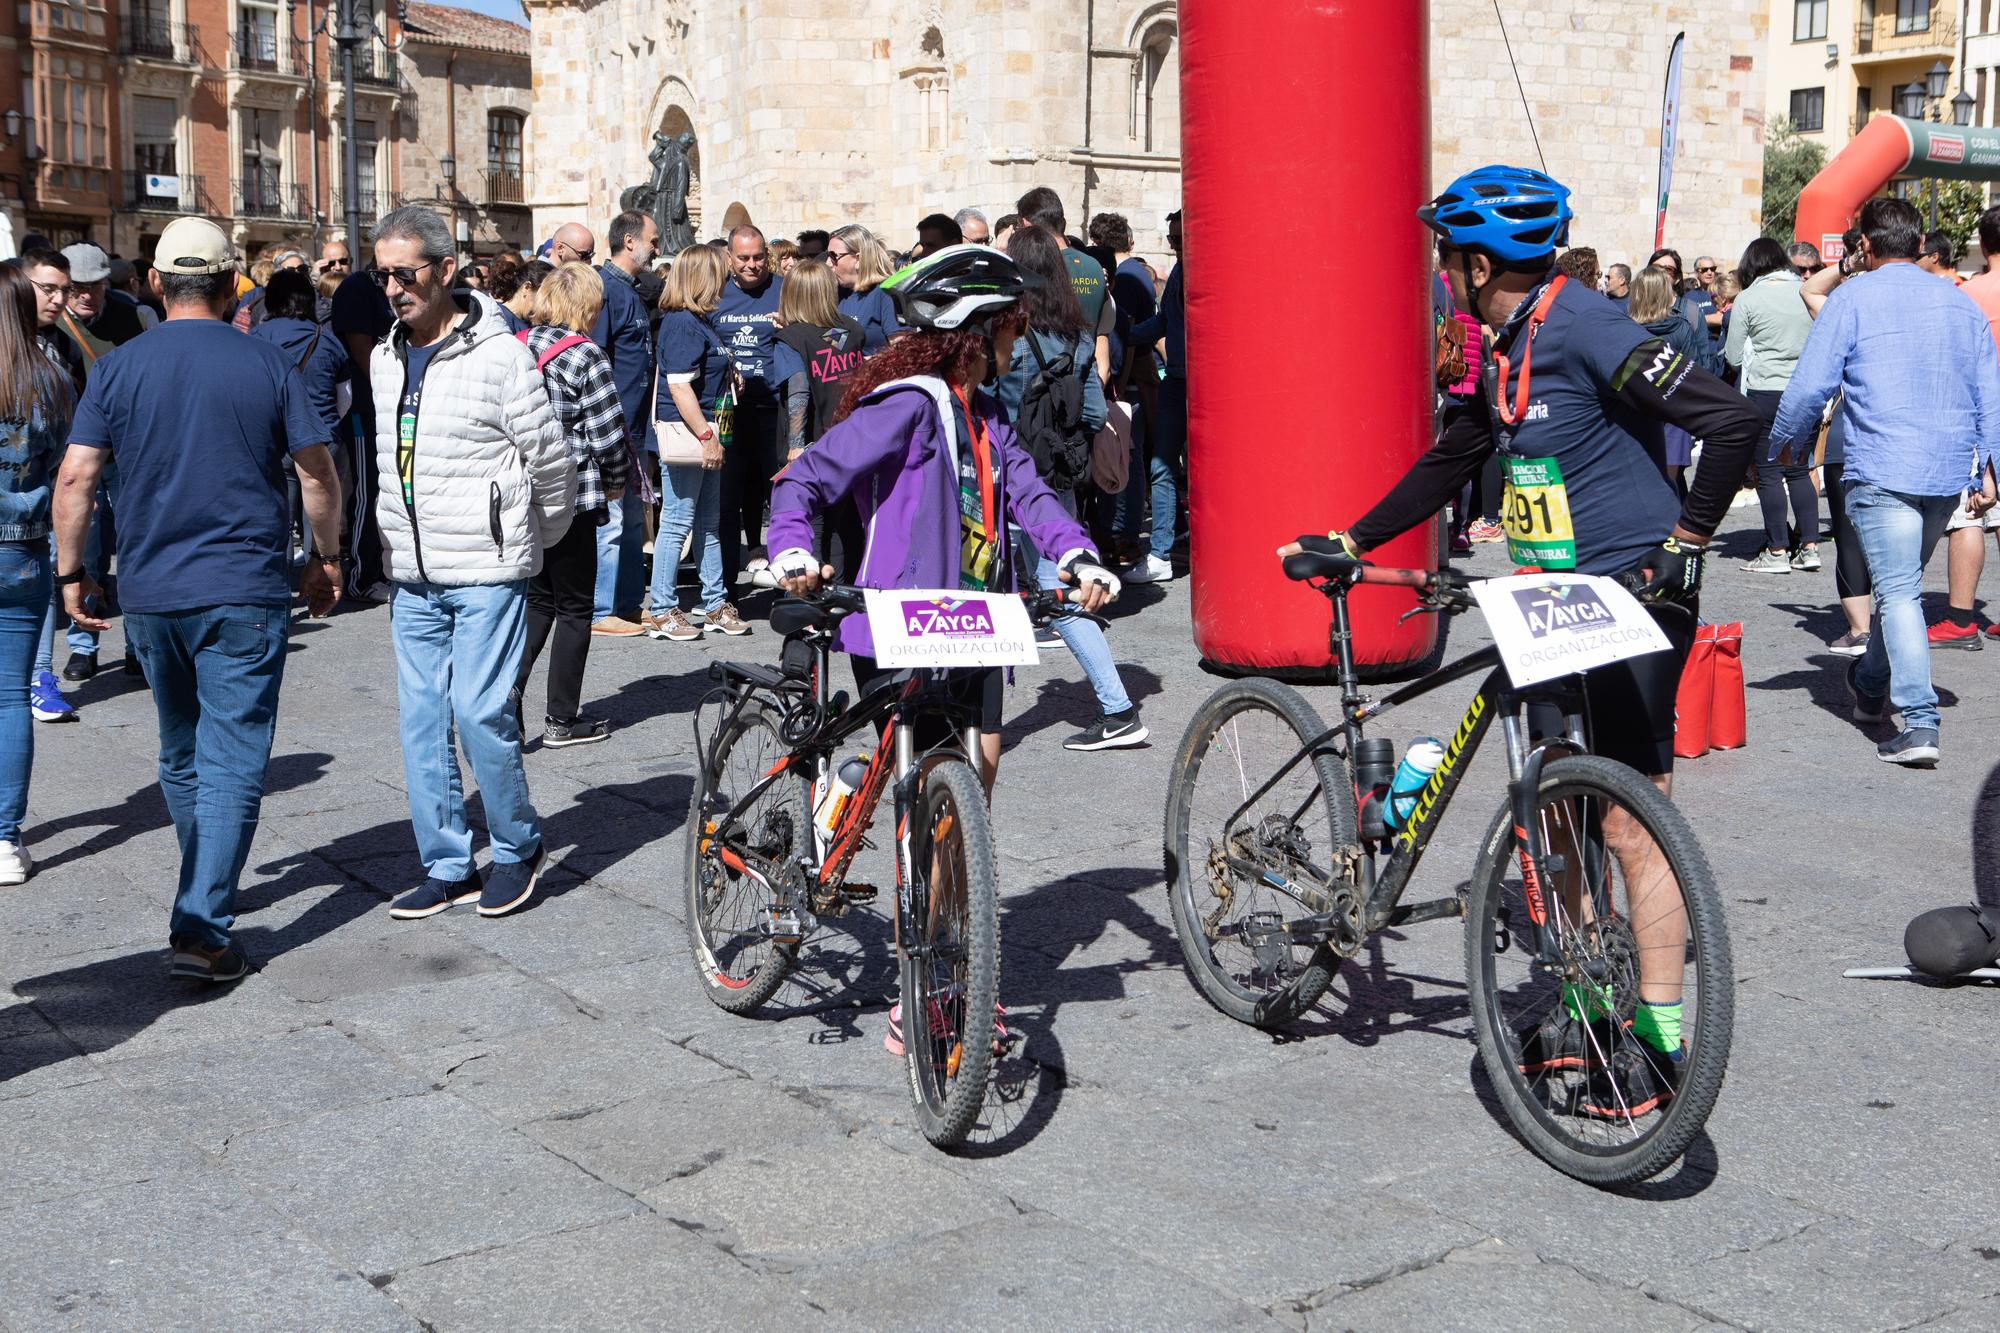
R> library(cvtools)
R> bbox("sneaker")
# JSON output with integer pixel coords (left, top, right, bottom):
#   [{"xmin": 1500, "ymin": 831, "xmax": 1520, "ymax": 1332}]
[
  {"xmin": 1827, "ymin": 631, "xmax": 1870, "ymax": 658},
  {"xmin": 61, "ymin": 651, "xmax": 97, "ymax": 682},
  {"xmin": 543, "ymin": 715, "xmax": 610, "ymax": 748},
  {"xmin": 389, "ymin": 874, "xmax": 482, "ymax": 919},
  {"xmin": 1125, "ymin": 553, "xmax": 1174, "ymax": 584},
  {"xmin": 1741, "ymin": 549, "xmax": 1792, "ymax": 575},
  {"xmin": 1467, "ymin": 517, "xmax": 1506, "ymax": 543},
  {"xmin": 646, "ymin": 608, "xmax": 703, "ymax": 641},
  {"xmin": 1878, "ymin": 727, "xmax": 1940, "ymax": 767},
  {"xmin": 590, "ymin": 616, "xmax": 646, "ymax": 638},
  {"xmin": 704, "ymin": 602, "xmax": 751, "ymax": 636},
  {"xmin": 167, "ymin": 937, "xmax": 252, "ymax": 983},
  {"xmin": 1034, "ymin": 624, "xmax": 1062, "ymax": 648},
  {"xmin": 745, "ymin": 546, "xmax": 770, "ymax": 572},
  {"xmin": 29, "ymin": 671, "xmax": 74, "ymax": 723},
  {"xmin": 1514, "ymin": 1005, "xmax": 1597, "ymax": 1074},
  {"xmin": 1790, "ymin": 545, "xmax": 1823, "ymax": 572},
  {"xmin": 122, "ymin": 653, "xmax": 142, "ymax": 677},
  {"xmin": 0, "ymin": 839, "xmax": 31, "ymax": 887},
  {"xmin": 1449, "ymin": 532, "xmax": 1472, "ymax": 556},
  {"xmin": 1579, "ymin": 1038, "xmax": 1684, "ymax": 1120},
  {"xmin": 478, "ymin": 844, "xmax": 545, "ymax": 917},
  {"xmin": 885, "ymin": 995, "xmax": 1010, "ymax": 1059},
  {"xmin": 1846, "ymin": 660, "xmax": 1887, "ymax": 723},
  {"xmin": 353, "ymin": 581, "xmax": 395, "ymax": 604},
  {"xmin": 1928, "ymin": 619, "xmax": 1984, "ymax": 651},
  {"xmin": 1064, "ymin": 708, "xmax": 1149, "ymax": 751}
]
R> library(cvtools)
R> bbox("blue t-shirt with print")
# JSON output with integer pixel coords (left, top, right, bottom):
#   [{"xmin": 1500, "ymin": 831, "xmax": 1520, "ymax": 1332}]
[
  {"xmin": 838, "ymin": 285, "xmax": 899, "ymax": 354},
  {"xmin": 714, "ymin": 275, "xmax": 783, "ymax": 399},
  {"xmin": 656, "ymin": 309, "xmax": 731, "ymax": 418},
  {"xmin": 66, "ymin": 319, "xmax": 325, "ymax": 613}
]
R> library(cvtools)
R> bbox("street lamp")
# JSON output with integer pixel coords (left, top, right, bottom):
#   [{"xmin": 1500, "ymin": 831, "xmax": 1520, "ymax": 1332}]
[
  {"xmin": 1954, "ymin": 89, "xmax": 1976, "ymax": 127},
  {"xmin": 1927, "ymin": 60, "xmax": 1949, "ymax": 105},
  {"xmin": 302, "ymin": 0, "xmax": 406, "ymax": 255},
  {"xmin": 3, "ymin": 111, "xmax": 20, "ymax": 140},
  {"xmin": 437, "ymin": 149, "xmax": 458, "ymax": 260},
  {"xmin": 1899, "ymin": 81, "xmax": 1927, "ymax": 120}
]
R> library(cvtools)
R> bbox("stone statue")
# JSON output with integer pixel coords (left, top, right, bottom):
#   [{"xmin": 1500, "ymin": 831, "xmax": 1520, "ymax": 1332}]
[{"xmin": 619, "ymin": 131, "xmax": 697, "ymax": 254}]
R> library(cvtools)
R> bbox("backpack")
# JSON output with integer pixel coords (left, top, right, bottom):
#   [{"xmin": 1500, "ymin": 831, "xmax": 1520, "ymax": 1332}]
[
  {"xmin": 1014, "ymin": 332, "xmax": 1094, "ymax": 490},
  {"xmin": 516, "ymin": 328, "xmax": 590, "ymax": 371}
]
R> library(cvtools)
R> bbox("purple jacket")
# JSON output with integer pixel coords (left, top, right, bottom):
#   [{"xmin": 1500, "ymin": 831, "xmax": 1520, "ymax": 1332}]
[{"xmin": 767, "ymin": 376, "xmax": 1093, "ymax": 656}]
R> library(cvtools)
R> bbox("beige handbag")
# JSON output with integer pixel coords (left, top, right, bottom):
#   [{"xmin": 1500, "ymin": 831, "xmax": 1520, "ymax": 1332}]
[{"xmin": 653, "ymin": 380, "xmax": 710, "ymax": 465}]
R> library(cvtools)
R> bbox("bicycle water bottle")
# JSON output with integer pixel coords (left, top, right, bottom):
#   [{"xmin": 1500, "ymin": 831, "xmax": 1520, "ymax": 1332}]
[
  {"xmin": 813, "ymin": 752, "xmax": 872, "ymax": 840},
  {"xmin": 1352, "ymin": 737, "xmax": 1397, "ymax": 841},
  {"xmin": 1384, "ymin": 738, "xmax": 1445, "ymax": 830}
]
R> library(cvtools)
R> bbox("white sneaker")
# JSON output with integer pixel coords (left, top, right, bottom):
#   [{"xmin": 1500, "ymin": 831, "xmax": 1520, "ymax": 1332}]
[
  {"xmin": 1126, "ymin": 554, "xmax": 1174, "ymax": 584},
  {"xmin": 0, "ymin": 840, "xmax": 32, "ymax": 886}
]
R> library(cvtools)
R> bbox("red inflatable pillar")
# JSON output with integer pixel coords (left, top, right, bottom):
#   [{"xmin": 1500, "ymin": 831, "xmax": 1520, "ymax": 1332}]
[{"xmin": 1180, "ymin": 0, "xmax": 1436, "ymax": 673}]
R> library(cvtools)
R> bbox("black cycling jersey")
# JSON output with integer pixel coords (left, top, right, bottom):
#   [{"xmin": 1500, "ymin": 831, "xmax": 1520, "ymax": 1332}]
[{"xmin": 1350, "ymin": 276, "xmax": 1760, "ymax": 577}]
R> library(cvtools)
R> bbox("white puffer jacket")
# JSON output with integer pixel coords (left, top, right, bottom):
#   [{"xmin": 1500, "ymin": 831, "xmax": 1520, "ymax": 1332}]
[{"xmin": 371, "ymin": 293, "xmax": 574, "ymax": 586}]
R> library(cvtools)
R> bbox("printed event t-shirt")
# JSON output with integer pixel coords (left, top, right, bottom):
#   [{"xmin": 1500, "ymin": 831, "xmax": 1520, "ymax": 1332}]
[
  {"xmin": 775, "ymin": 317, "xmax": 865, "ymax": 442},
  {"xmin": 656, "ymin": 309, "xmax": 731, "ymax": 418},
  {"xmin": 66, "ymin": 319, "xmax": 325, "ymax": 612},
  {"xmin": 714, "ymin": 275, "xmax": 783, "ymax": 399},
  {"xmin": 394, "ymin": 338, "xmax": 443, "ymax": 514}
]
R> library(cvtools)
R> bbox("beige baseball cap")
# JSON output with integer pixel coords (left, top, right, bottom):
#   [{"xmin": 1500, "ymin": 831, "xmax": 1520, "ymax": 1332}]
[{"xmin": 155, "ymin": 217, "xmax": 235, "ymax": 276}]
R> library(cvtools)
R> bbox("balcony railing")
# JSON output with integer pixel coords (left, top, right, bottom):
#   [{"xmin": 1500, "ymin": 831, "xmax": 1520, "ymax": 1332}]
[
  {"xmin": 235, "ymin": 175, "xmax": 309, "ymax": 221},
  {"xmin": 125, "ymin": 169, "xmax": 207, "ymax": 213},
  {"xmin": 231, "ymin": 28, "xmax": 302, "ymax": 74},
  {"xmin": 1854, "ymin": 8, "xmax": 1958, "ymax": 58},
  {"xmin": 484, "ymin": 170, "xmax": 524, "ymax": 206},
  {"xmin": 350, "ymin": 44, "xmax": 397, "ymax": 87},
  {"xmin": 331, "ymin": 189, "xmax": 381, "ymax": 225},
  {"xmin": 121, "ymin": 17, "xmax": 198, "ymax": 61}
]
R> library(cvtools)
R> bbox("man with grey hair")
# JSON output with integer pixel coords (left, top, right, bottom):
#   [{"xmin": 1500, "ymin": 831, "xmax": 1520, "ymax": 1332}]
[
  {"xmin": 54, "ymin": 215, "xmax": 343, "ymax": 981},
  {"xmin": 1604, "ymin": 262, "xmax": 1632, "ymax": 312},
  {"xmin": 366, "ymin": 205, "xmax": 574, "ymax": 921},
  {"xmin": 955, "ymin": 207, "xmax": 990, "ymax": 246},
  {"xmin": 1787, "ymin": 241, "xmax": 1825, "ymax": 276}
]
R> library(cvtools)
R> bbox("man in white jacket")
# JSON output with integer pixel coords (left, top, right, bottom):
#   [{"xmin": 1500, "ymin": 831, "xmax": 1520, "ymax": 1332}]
[{"xmin": 366, "ymin": 206, "xmax": 575, "ymax": 920}]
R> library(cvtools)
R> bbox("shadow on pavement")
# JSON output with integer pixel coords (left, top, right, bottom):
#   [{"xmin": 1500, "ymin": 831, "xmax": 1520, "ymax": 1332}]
[
  {"xmin": 1280, "ymin": 931, "xmax": 1473, "ymax": 1049},
  {"xmin": 1002, "ymin": 665, "xmax": 1165, "ymax": 750}
]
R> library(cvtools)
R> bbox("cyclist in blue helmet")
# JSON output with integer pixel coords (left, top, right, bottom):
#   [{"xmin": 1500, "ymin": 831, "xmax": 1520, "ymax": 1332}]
[{"xmin": 1285, "ymin": 165, "xmax": 1763, "ymax": 1118}]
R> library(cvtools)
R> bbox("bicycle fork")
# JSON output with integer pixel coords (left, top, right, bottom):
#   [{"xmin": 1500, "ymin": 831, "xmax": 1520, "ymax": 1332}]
[{"xmin": 1499, "ymin": 707, "xmax": 1586, "ymax": 967}]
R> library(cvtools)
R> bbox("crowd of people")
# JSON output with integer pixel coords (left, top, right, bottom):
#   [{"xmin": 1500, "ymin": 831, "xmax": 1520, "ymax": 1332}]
[{"xmin": 0, "ymin": 184, "xmax": 1186, "ymax": 979}]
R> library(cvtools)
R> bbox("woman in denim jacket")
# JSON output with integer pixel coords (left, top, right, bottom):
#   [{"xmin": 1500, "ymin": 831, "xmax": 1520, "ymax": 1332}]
[{"xmin": 0, "ymin": 264, "xmax": 77, "ymax": 885}]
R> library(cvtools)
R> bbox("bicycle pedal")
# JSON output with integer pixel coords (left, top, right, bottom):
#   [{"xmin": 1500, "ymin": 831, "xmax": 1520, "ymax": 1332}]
[{"xmin": 762, "ymin": 910, "xmax": 807, "ymax": 944}]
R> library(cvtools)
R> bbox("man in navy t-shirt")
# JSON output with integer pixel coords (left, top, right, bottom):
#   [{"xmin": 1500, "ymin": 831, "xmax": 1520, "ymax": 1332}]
[
  {"xmin": 714, "ymin": 224, "xmax": 784, "ymax": 584},
  {"xmin": 332, "ymin": 261, "xmax": 396, "ymax": 598},
  {"xmin": 53, "ymin": 216, "xmax": 343, "ymax": 985}
]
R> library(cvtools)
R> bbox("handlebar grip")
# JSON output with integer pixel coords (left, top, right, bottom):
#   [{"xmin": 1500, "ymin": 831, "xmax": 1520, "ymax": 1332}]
[{"xmin": 1354, "ymin": 566, "xmax": 1434, "ymax": 589}]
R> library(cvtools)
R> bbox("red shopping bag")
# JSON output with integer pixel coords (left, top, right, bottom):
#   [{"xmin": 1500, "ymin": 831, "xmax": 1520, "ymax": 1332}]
[
  {"xmin": 1707, "ymin": 622, "xmax": 1746, "ymax": 750},
  {"xmin": 1674, "ymin": 625, "xmax": 1716, "ymax": 760}
]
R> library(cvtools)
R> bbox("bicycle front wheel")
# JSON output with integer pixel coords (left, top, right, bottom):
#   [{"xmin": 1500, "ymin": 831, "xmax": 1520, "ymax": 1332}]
[
  {"xmin": 684, "ymin": 705, "xmax": 806, "ymax": 1014},
  {"xmin": 1164, "ymin": 677, "xmax": 1355, "ymax": 1029},
  {"xmin": 901, "ymin": 756, "xmax": 1000, "ymax": 1149},
  {"xmin": 1464, "ymin": 754, "xmax": 1732, "ymax": 1186}
]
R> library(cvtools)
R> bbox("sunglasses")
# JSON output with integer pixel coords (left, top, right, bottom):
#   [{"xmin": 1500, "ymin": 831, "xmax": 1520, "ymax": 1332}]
[
  {"xmin": 556, "ymin": 243, "xmax": 594, "ymax": 262},
  {"xmin": 367, "ymin": 260, "xmax": 438, "ymax": 288},
  {"xmin": 1696, "ymin": 266, "xmax": 1717, "ymax": 275}
]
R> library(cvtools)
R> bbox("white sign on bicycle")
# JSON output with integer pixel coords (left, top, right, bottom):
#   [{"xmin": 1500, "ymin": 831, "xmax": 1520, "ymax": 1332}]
[
  {"xmin": 1469, "ymin": 573, "xmax": 1673, "ymax": 688},
  {"xmin": 863, "ymin": 589, "xmax": 1040, "ymax": 668}
]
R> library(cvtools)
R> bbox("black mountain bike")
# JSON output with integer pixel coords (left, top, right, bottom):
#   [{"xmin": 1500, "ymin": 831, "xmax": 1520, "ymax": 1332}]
[
  {"xmin": 1163, "ymin": 549, "xmax": 1731, "ymax": 1184},
  {"xmin": 686, "ymin": 584, "xmax": 1078, "ymax": 1148}
]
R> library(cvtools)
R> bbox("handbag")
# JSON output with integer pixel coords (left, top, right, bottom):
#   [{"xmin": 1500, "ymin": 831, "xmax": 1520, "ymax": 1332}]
[
  {"xmin": 1672, "ymin": 622, "xmax": 1746, "ymax": 760},
  {"xmin": 654, "ymin": 317, "xmax": 730, "ymax": 465}
]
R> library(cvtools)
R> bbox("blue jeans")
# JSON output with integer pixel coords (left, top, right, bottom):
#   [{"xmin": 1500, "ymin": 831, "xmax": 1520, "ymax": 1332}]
[
  {"xmin": 1846, "ymin": 481, "xmax": 1956, "ymax": 733},
  {"xmin": 0, "ymin": 542, "xmax": 49, "ymax": 842},
  {"xmin": 1013, "ymin": 494, "xmax": 1133, "ymax": 716},
  {"xmin": 124, "ymin": 602, "xmax": 289, "ymax": 949},
  {"xmin": 33, "ymin": 534, "xmax": 55, "ymax": 676},
  {"xmin": 391, "ymin": 581, "xmax": 540, "ymax": 879},
  {"xmin": 650, "ymin": 462, "xmax": 725, "ymax": 614},
  {"xmin": 65, "ymin": 461, "xmax": 121, "ymax": 657},
  {"xmin": 592, "ymin": 491, "xmax": 647, "ymax": 621},
  {"xmin": 1147, "ymin": 377, "xmax": 1185, "ymax": 559}
]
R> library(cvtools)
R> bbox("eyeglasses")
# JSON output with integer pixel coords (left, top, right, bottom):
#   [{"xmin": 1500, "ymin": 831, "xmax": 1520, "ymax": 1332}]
[
  {"xmin": 1795, "ymin": 263, "xmax": 1824, "ymax": 275},
  {"xmin": 555, "ymin": 243, "xmax": 594, "ymax": 262},
  {"xmin": 1696, "ymin": 265, "xmax": 1717, "ymax": 275},
  {"xmin": 323, "ymin": 257, "xmax": 352, "ymax": 269},
  {"xmin": 367, "ymin": 260, "xmax": 438, "ymax": 288},
  {"xmin": 828, "ymin": 246, "xmax": 855, "ymax": 261},
  {"xmin": 28, "ymin": 279, "xmax": 72, "ymax": 299}
]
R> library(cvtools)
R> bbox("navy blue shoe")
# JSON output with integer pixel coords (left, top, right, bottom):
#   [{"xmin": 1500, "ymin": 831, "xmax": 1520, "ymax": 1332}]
[
  {"xmin": 1846, "ymin": 659, "xmax": 1886, "ymax": 724},
  {"xmin": 389, "ymin": 874, "xmax": 482, "ymax": 920},
  {"xmin": 478, "ymin": 845, "xmax": 545, "ymax": 918}
]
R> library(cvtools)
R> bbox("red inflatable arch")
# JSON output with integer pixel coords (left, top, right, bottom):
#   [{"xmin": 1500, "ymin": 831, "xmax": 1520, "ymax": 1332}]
[
  {"xmin": 1180, "ymin": 0, "xmax": 1437, "ymax": 673},
  {"xmin": 1795, "ymin": 114, "xmax": 2000, "ymax": 259}
]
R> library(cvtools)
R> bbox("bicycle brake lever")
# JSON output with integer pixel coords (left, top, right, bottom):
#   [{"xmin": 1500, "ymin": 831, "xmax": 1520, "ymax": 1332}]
[{"xmin": 1397, "ymin": 604, "xmax": 1444, "ymax": 625}]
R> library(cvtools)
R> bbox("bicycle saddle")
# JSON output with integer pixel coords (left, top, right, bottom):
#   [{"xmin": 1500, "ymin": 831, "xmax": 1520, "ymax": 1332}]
[
  {"xmin": 1282, "ymin": 551, "xmax": 1365, "ymax": 583},
  {"xmin": 770, "ymin": 598, "xmax": 839, "ymax": 636}
]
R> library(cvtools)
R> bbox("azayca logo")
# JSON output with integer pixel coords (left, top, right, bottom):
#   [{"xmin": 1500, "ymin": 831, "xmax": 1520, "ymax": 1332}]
[
  {"xmin": 901, "ymin": 598, "xmax": 997, "ymax": 637},
  {"xmin": 1510, "ymin": 583, "xmax": 1612, "ymax": 637}
]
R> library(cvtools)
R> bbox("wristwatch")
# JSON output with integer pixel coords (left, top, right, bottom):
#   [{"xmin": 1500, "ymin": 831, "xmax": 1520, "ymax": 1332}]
[
  {"xmin": 310, "ymin": 549, "xmax": 345, "ymax": 564},
  {"xmin": 697, "ymin": 427, "xmax": 716, "ymax": 442},
  {"xmin": 53, "ymin": 568, "xmax": 84, "ymax": 587}
]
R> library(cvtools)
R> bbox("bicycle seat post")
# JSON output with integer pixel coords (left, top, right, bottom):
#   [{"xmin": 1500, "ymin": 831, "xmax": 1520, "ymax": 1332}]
[{"xmin": 1329, "ymin": 582, "xmax": 1363, "ymax": 714}]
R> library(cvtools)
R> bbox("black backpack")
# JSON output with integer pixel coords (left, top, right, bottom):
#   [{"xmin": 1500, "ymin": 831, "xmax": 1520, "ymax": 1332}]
[{"xmin": 1013, "ymin": 333, "xmax": 1094, "ymax": 491}]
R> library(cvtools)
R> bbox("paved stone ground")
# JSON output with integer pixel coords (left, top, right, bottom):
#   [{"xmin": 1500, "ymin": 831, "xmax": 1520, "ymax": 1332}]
[{"xmin": 4, "ymin": 504, "xmax": 1999, "ymax": 1331}]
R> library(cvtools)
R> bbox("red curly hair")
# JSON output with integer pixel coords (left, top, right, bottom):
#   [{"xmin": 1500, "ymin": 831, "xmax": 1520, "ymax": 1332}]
[{"xmin": 832, "ymin": 312, "xmax": 1025, "ymax": 423}]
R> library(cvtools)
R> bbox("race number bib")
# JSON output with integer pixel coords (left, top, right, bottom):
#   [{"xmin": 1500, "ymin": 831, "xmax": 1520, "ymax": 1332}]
[
  {"xmin": 864, "ymin": 589, "xmax": 1039, "ymax": 668},
  {"xmin": 958, "ymin": 476, "xmax": 996, "ymax": 590},
  {"xmin": 1500, "ymin": 454, "xmax": 1576, "ymax": 570}
]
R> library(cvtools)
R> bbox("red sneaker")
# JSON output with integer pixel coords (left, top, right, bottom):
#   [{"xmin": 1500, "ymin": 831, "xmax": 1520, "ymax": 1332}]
[{"xmin": 1928, "ymin": 619, "xmax": 1985, "ymax": 651}]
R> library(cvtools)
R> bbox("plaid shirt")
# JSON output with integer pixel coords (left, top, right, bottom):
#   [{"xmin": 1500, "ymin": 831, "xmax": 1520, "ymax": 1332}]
[{"xmin": 524, "ymin": 324, "xmax": 629, "ymax": 517}]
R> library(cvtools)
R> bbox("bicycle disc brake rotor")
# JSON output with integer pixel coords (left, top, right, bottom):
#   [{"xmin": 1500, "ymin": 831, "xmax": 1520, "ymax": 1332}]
[{"xmin": 1569, "ymin": 913, "xmax": 1640, "ymax": 1023}]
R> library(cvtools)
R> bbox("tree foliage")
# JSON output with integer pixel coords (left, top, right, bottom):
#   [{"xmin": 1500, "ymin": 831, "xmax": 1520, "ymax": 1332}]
[
  {"xmin": 1929, "ymin": 179, "xmax": 1988, "ymax": 261},
  {"xmin": 1761, "ymin": 116, "xmax": 1828, "ymax": 243}
]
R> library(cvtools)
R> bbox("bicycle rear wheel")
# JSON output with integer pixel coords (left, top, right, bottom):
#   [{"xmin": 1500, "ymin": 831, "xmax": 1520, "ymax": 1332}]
[
  {"xmin": 1464, "ymin": 754, "xmax": 1732, "ymax": 1186},
  {"xmin": 901, "ymin": 756, "xmax": 1000, "ymax": 1148},
  {"xmin": 1164, "ymin": 677, "xmax": 1354, "ymax": 1028},
  {"xmin": 684, "ymin": 705, "xmax": 807, "ymax": 1014}
]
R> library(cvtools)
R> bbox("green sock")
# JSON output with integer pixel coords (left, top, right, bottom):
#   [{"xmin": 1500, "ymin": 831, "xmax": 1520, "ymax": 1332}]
[
  {"xmin": 1632, "ymin": 1000, "xmax": 1683, "ymax": 1055},
  {"xmin": 1560, "ymin": 980, "xmax": 1612, "ymax": 1022}
]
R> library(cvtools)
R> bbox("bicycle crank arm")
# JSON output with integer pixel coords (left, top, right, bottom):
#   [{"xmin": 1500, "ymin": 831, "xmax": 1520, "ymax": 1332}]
[{"xmin": 1383, "ymin": 895, "xmax": 1466, "ymax": 928}]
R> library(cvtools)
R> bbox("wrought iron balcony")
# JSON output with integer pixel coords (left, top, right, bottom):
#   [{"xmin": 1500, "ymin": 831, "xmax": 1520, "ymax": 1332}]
[
  {"xmin": 125, "ymin": 169, "xmax": 207, "ymax": 213},
  {"xmin": 484, "ymin": 171, "xmax": 524, "ymax": 206},
  {"xmin": 235, "ymin": 175, "xmax": 309, "ymax": 221},
  {"xmin": 121, "ymin": 17, "xmax": 199, "ymax": 62}
]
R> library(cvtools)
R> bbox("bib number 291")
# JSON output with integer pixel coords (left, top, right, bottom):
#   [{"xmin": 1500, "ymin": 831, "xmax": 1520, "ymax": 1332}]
[{"xmin": 1500, "ymin": 454, "xmax": 1576, "ymax": 570}]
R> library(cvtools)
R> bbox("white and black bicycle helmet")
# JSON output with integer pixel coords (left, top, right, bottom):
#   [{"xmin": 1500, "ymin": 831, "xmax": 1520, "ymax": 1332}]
[{"xmin": 879, "ymin": 243, "xmax": 1037, "ymax": 332}]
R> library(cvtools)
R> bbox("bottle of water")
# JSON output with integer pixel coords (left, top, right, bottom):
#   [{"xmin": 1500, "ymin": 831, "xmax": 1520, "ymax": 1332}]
[
  {"xmin": 813, "ymin": 752, "xmax": 873, "ymax": 839},
  {"xmin": 1385, "ymin": 738, "xmax": 1446, "ymax": 829}
]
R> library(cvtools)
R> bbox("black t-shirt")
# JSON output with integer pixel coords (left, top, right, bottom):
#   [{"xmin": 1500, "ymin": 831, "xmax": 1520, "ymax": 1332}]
[
  {"xmin": 87, "ymin": 299, "xmax": 146, "ymax": 347},
  {"xmin": 331, "ymin": 271, "xmax": 395, "ymax": 343},
  {"xmin": 775, "ymin": 316, "xmax": 865, "ymax": 443}
]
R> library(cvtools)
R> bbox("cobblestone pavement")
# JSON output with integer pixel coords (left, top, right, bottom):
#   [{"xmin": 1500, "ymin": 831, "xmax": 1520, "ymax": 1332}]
[{"xmin": 3, "ymin": 507, "xmax": 1998, "ymax": 1331}]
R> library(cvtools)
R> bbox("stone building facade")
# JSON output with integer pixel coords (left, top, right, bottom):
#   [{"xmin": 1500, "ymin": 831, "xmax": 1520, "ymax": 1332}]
[
  {"xmin": 522, "ymin": 1, "xmax": 1765, "ymax": 274},
  {"xmin": 398, "ymin": 3, "xmax": 534, "ymax": 258}
]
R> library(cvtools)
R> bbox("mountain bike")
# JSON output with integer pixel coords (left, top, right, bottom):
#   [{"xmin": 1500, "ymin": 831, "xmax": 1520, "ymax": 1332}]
[
  {"xmin": 1163, "ymin": 547, "xmax": 1731, "ymax": 1185},
  {"xmin": 686, "ymin": 584, "xmax": 1080, "ymax": 1148}
]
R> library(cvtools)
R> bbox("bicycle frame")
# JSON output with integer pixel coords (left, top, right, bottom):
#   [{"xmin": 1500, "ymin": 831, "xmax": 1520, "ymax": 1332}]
[{"xmin": 1220, "ymin": 578, "xmax": 1588, "ymax": 949}]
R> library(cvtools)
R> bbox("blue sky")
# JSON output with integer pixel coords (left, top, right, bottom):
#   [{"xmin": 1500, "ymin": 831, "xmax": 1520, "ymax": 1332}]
[{"xmin": 432, "ymin": 0, "xmax": 527, "ymax": 21}]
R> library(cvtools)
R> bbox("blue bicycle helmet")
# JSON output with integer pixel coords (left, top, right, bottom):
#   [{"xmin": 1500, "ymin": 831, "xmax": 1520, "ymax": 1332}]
[{"xmin": 1418, "ymin": 165, "xmax": 1574, "ymax": 264}]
